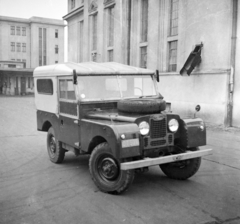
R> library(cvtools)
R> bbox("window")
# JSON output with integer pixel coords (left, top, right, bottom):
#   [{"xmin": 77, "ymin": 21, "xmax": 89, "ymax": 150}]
[
  {"xmin": 22, "ymin": 27, "xmax": 26, "ymax": 36},
  {"xmin": 169, "ymin": 0, "xmax": 179, "ymax": 36},
  {"xmin": 107, "ymin": 7, "xmax": 114, "ymax": 47},
  {"xmin": 71, "ymin": 0, "xmax": 75, "ymax": 9},
  {"xmin": 55, "ymin": 29, "xmax": 58, "ymax": 38},
  {"xmin": 168, "ymin": 41, "xmax": 178, "ymax": 72},
  {"xmin": 37, "ymin": 79, "xmax": 53, "ymax": 95},
  {"xmin": 79, "ymin": 21, "xmax": 84, "ymax": 62},
  {"xmin": 28, "ymin": 77, "xmax": 31, "ymax": 88},
  {"xmin": 55, "ymin": 45, "xmax": 59, "ymax": 54},
  {"xmin": 17, "ymin": 59, "xmax": 21, "ymax": 62},
  {"xmin": 8, "ymin": 64, "xmax": 16, "ymax": 68},
  {"xmin": 59, "ymin": 80, "xmax": 76, "ymax": 100},
  {"xmin": 22, "ymin": 59, "xmax": 26, "ymax": 68},
  {"xmin": 11, "ymin": 59, "xmax": 15, "ymax": 61},
  {"xmin": 39, "ymin": 28, "xmax": 47, "ymax": 66},
  {"xmin": 17, "ymin": 43, "xmax": 21, "ymax": 52},
  {"xmin": 22, "ymin": 43, "xmax": 26, "ymax": 52},
  {"xmin": 140, "ymin": 46, "xmax": 147, "ymax": 68},
  {"xmin": 16, "ymin": 27, "xmax": 20, "ymax": 35},
  {"xmin": 11, "ymin": 42, "xmax": 15, "ymax": 52},
  {"xmin": 11, "ymin": 26, "xmax": 15, "ymax": 35},
  {"xmin": 141, "ymin": 0, "xmax": 148, "ymax": 43},
  {"xmin": 92, "ymin": 13, "xmax": 97, "ymax": 51},
  {"xmin": 108, "ymin": 50, "xmax": 113, "ymax": 62}
]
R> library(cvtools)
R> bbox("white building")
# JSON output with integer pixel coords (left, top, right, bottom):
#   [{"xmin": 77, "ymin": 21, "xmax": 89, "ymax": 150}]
[
  {"xmin": 63, "ymin": 0, "xmax": 240, "ymax": 128},
  {"xmin": 0, "ymin": 16, "xmax": 65, "ymax": 95}
]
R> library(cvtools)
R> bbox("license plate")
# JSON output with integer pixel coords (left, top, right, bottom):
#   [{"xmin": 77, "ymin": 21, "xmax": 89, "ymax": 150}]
[{"xmin": 121, "ymin": 139, "xmax": 139, "ymax": 148}]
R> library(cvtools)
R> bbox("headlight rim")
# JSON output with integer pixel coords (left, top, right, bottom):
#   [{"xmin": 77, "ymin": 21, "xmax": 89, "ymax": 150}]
[
  {"xmin": 138, "ymin": 121, "xmax": 150, "ymax": 135},
  {"xmin": 168, "ymin": 118, "xmax": 179, "ymax": 133}
]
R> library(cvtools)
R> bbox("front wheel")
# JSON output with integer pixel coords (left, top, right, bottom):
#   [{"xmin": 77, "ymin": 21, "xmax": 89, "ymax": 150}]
[
  {"xmin": 47, "ymin": 127, "xmax": 65, "ymax": 164},
  {"xmin": 160, "ymin": 147, "xmax": 201, "ymax": 180},
  {"xmin": 89, "ymin": 142, "xmax": 134, "ymax": 194}
]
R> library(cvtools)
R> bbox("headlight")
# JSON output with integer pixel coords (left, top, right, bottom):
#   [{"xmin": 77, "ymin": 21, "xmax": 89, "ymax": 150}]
[
  {"xmin": 168, "ymin": 119, "xmax": 179, "ymax": 132},
  {"xmin": 139, "ymin": 121, "xmax": 150, "ymax": 135}
]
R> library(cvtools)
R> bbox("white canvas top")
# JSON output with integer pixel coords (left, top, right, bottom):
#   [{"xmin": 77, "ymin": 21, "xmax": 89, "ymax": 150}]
[{"xmin": 33, "ymin": 62, "xmax": 155, "ymax": 77}]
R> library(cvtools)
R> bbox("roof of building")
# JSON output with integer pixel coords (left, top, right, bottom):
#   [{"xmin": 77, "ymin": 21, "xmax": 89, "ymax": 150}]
[
  {"xmin": 0, "ymin": 15, "xmax": 65, "ymax": 26},
  {"xmin": 33, "ymin": 62, "xmax": 155, "ymax": 77}
]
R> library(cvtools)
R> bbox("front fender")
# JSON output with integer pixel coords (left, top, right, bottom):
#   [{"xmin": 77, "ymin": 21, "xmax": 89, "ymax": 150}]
[
  {"xmin": 80, "ymin": 119, "xmax": 141, "ymax": 159},
  {"xmin": 179, "ymin": 118, "xmax": 206, "ymax": 148}
]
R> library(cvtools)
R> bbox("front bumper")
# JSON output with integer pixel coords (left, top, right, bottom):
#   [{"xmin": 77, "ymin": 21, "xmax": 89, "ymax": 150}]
[{"xmin": 120, "ymin": 148, "xmax": 212, "ymax": 170}]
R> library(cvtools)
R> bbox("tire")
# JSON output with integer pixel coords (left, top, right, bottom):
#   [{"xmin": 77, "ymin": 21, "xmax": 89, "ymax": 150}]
[
  {"xmin": 117, "ymin": 99, "xmax": 166, "ymax": 114},
  {"xmin": 89, "ymin": 142, "xmax": 135, "ymax": 194},
  {"xmin": 160, "ymin": 148, "xmax": 201, "ymax": 180},
  {"xmin": 47, "ymin": 127, "xmax": 65, "ymax": 164}
]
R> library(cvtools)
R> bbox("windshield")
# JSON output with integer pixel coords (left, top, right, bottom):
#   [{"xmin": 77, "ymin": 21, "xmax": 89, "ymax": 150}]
[{"xmin": 77, "ymin": 75, "xmax": 158, "ymax": 101}]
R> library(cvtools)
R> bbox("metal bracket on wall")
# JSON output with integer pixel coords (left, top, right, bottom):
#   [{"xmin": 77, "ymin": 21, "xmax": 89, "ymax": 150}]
[{"xmin": 180, "ymin": 43, "xmax": 203, "ymax": 76}]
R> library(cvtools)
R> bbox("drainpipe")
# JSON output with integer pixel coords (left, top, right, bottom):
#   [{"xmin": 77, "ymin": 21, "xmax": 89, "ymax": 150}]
[
  {"xmin": 127, "ymin": 0, "xmax": 132, "ymax": 65},
  {"xmin": 226, "ymin": 0, "xmax": 238, "ymax": 127}
]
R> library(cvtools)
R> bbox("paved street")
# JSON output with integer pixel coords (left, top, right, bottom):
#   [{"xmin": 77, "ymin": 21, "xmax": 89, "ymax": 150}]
[{"xmin": 0, "ymin": 96, "xmax": 240, "ymax": 224}]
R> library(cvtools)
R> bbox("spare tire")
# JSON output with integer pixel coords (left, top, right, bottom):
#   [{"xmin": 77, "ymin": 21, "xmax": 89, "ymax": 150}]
[{"xmin": 117, "ymin": 99, "xmax": 166, "ymax": 114}]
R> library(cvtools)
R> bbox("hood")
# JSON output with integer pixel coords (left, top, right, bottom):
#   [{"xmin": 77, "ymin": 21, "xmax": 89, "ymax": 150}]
[{"xmin": 85, "ymin": 108, "xmax": 149, "ymax": 123}]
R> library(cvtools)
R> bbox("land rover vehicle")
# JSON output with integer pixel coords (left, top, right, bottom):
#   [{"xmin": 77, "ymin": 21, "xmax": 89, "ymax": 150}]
[{"xmin": 34, "ymin": 62, "xmax": 212, "ymax": 194}]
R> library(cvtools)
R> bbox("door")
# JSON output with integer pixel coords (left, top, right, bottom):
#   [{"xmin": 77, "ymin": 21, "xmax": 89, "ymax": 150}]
[
  {"xmin": 21, "ymin": 77, "xmax": 26, "ymax": 95},
  {"xmin": 58, "ymin": 78, "xmax": 80, "ymax": 148}
]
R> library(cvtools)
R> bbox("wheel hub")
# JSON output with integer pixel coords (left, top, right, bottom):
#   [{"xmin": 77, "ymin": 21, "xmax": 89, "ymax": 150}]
[
  {"xmin": 99, "ymin": 157, "xmax": 119, "ymax": 181},
  {"xmin": 49, "ymin": 136, "xmax": 56, "ymax": 154}
]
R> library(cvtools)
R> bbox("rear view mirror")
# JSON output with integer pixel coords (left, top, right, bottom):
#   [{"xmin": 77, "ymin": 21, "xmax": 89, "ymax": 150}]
[
  {"xmin": 73, "ymin": 69, "xmax": 77, "ymax": 85},
  {"xmin": 156, "ymin": 70, "xmax": 160, "ymax": 82}
]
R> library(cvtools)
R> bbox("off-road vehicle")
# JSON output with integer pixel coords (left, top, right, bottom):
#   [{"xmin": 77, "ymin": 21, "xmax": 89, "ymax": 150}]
[{"xmin": 34, "ymin": 62, "xmax": 212, "ymax": 194}]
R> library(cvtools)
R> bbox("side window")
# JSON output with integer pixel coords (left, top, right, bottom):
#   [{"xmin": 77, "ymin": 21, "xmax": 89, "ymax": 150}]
[
  {"xmin": 37, "ymin": 79, "xmax": 53, "ymax": 95},
  {"xmin": 59, "ymin": 80, "xmax": 76, "ymax": 100}
]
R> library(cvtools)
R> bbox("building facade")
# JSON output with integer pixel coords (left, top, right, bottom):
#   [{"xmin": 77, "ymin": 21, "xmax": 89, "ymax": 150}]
[
  {"xmin": 0, "ymin": 16, "xmax": 65, "ymax": 95},
  {"xmin": 63, "ymin": 0, "xmax": 240, "ymax": 128}
]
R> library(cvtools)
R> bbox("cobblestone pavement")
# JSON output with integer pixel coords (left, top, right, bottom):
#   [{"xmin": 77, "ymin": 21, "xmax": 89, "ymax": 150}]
[{"xmin": 0, "ymin": 96, "xmax": 240, "ymax": 224}]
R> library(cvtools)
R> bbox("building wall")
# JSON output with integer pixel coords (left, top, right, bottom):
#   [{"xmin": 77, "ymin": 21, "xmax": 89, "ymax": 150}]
[
  {"xmin": 65, "ymin": 0, "xmax": 240, "ymax": 127},
  {"xmin": 0, "ymin": 16, "xmax": 65, "ymax": 96}
]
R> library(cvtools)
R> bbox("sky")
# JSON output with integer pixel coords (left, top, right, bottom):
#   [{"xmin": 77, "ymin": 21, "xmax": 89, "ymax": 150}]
[
  {"xmin": 0, "ymin": 0, "xmax": 67, "ymax": 20},
  {"xmin": 0, "ymin": 0, "xmax": 68, "ymax": 61}
]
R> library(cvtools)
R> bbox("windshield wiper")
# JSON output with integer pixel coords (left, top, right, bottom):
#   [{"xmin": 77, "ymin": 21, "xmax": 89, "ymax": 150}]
[{"xmin": 139, "ymin": 95, "xmax": 156, "ymax": 98}]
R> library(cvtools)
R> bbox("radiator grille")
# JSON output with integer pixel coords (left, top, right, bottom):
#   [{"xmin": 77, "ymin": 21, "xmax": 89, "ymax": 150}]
[
  {"xmin": 150, "ymin": 140, "xmax": 166, "ymax": 146},
  {"xmin": 168, "ymin": 135, "xmax": 173, "ymax": 144},
  {"xmin": 150, "ymin": 118, "xmax": 167, "ymax": 139}
]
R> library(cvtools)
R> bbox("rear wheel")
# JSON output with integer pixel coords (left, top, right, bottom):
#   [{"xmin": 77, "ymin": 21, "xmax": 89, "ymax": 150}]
[
  {"xmin": 89, "ymin": 142, "xmax": 134, "ymax": 194},
  {"xmin": 47, "ymin": 127, "xmax": 65, "ymax": 163},
  {"xmin": 160, "ymin": 147, "xmax": 201, "ymax": 180}
]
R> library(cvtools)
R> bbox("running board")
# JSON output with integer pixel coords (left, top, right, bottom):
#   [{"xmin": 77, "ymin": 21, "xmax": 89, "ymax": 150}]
[{"xmin": 120, "ymin": 148, "xmax": 212, "ymax": 170}]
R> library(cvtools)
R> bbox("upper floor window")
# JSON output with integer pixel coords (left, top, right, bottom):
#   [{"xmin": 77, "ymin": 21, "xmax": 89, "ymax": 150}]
[
  {"xmin": 168, "ymin": 41, "xmax": 178, "ymax": 72},
  {"xmin": 17, "ymin": 43, "xmax": 21, "ymax": 52},
  {"xmin": 141, "ymin": 0, "xmax": 148, "ymax": 43},
  {"xmin": 11, "ymin": 42, "xmax": 15, "ymax": 52},
  {"xmin": 55, "ymin": 29, "xmax": 58, "ymax": 38},
  {"xmin": 71, "ymin": 0, "xmax": 75, "ymax": 9},
  {"xmin": 92, "ymin": 13, "xmax": 98, "ymax": 52},
  {"xmin": 169, "ymin": 0, "xmax": 179, "ymax": 36},
  {"xmin": 10, "ymin": 26, "xmax": 15, "ymax": 35},
  {"xmin": 55, "ymin": 45, "xmax": 59, "ymax": 54},
  {"xmin": 22, "ymin": 43, "xmax": 26, "ymax": 52},
  {"xmin": 22, "ymin": 27, "xmax": 26, "ymax": 36},
  {"xmin": 107, "ymin": 7, "xmax": 114, "ymax": 47},
  {"xmin": 16, "ymin": 27, "xmax": 21, "ymax": 36},
  {"xmin": 140, "ymin": 46, "xmax": 147, "ymax": 68}
]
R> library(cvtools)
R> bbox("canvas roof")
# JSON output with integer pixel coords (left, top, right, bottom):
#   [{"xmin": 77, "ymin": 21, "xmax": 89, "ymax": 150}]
[{"xmin": 33, "ymin": 62, "xmax": 155, "ymax": 77}]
